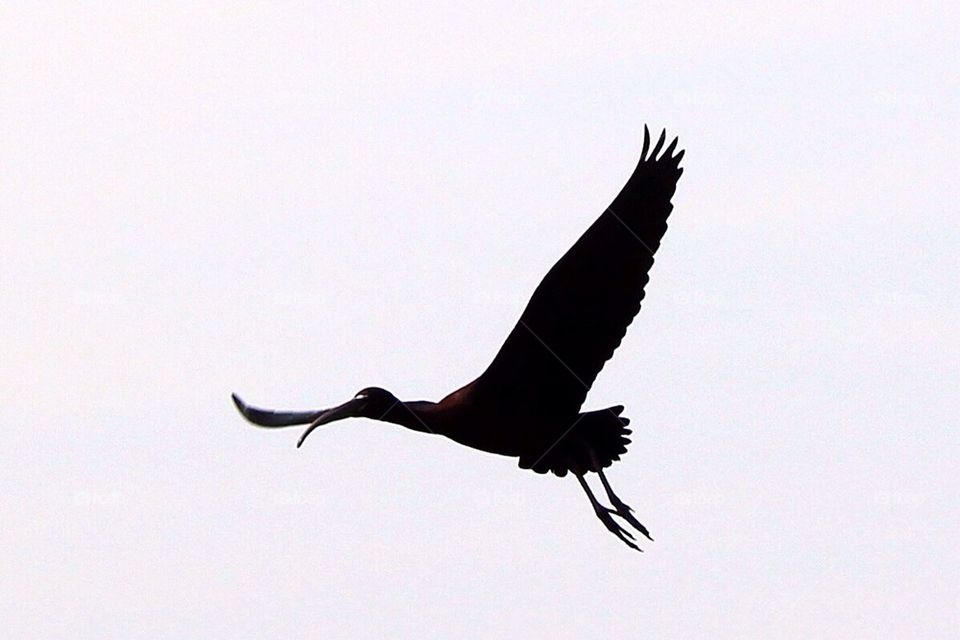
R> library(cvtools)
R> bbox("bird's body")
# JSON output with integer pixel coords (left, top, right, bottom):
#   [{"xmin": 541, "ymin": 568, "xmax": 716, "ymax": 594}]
[
  {"xmin": 233, "ymin": 126, "xmax": 684, "ymax": 550},
  {"xmin": 373, "ymin": 382, "xmax": 623, "ymax": 468}
]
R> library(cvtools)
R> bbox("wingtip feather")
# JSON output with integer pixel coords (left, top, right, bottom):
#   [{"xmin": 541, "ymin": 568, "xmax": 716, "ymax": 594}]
[
  {"xmin": 664, "ymin": 137, "xmax": 678, "ymax": 158},
  {"xmin": 651, "ymin": 129, "xmax": 667, "ymax": 159},
  {"xmin": 231, "ymin": 393, "xmax": 247, "ymax": 414}
]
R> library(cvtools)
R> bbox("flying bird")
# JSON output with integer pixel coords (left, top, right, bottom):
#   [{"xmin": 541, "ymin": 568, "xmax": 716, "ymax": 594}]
[{"xmin": 233, "ymin": 126, "xmax": 684, "ymax": 550}]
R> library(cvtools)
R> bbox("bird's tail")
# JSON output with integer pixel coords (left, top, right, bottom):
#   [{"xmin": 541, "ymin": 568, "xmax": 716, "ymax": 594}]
[{"xmin": 520, "ymin": 406, "xmax": 632, "ymax": 477}]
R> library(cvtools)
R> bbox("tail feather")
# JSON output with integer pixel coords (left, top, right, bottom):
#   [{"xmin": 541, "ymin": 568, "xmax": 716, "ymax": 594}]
[{"xmin": 518, "ymin": 406, "xmax": 633, "ymax": 476}]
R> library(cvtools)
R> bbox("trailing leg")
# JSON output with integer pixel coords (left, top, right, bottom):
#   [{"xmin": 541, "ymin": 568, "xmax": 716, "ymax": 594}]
[
  {"xmin": 597, "ymin": 468, "xmax": 653, "ymax": 541},
  {"xmin": 575, "ymin": 474, "xmax": 642, "ymax": 551}
]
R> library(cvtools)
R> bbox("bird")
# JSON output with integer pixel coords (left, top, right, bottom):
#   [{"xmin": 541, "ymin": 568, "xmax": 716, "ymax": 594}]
[{"xmin": 232, "ymin": 126, "xmax": 684, "ymax": 550}]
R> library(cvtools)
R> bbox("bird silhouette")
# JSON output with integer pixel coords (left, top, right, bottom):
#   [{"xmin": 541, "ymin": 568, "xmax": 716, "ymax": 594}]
[{"xmin": 233, "ymin": 126, "xmax": 684, "ymax": 550}]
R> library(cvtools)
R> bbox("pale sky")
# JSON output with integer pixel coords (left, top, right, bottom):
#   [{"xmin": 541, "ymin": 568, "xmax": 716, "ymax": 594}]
[{"xmin": 2, "ymin": 3, "xmax": 958, "ymax": 638}]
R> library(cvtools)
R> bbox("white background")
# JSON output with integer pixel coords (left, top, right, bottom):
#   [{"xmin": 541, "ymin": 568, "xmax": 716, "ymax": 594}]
[{"xmin": 2, "ymin": 3, "xmax": 957, "ymax": 638}]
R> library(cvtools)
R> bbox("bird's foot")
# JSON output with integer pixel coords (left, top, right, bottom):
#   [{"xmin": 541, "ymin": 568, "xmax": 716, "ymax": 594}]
[
  {"xmin": 606, "ymin": 495, "xmax": 653, "ymax": 542},
  {"xmin": 577, "ymin": 473, "xmax": 649, "ymax": 552},
  {"xmin": 593, "ymin": 505, "xmax": 642, "ymax": 552}
]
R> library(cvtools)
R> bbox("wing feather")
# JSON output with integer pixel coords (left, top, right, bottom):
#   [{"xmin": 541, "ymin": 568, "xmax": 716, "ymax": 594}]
[{"xmin": 473, "ymin": 127, "xmax": 684, "ymax": 418}]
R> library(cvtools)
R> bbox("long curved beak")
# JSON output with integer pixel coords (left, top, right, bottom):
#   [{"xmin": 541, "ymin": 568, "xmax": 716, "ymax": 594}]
[
  {"xmin": 296, "ymin": 397, "xmax": 367, "ymax": 448},
  {"xmin": 231, "ymin": 393, "xmax": 366, "ymax": 448}
]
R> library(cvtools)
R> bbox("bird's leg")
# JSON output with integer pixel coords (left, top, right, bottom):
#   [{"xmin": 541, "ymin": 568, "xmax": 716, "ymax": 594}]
[
  {"xmin": 596, "ymin": 468, "xmax": 653, "ymax": 542},
  {"xmin": 575, "ymin": 474, "xmax": 641, "ymax": 551}
]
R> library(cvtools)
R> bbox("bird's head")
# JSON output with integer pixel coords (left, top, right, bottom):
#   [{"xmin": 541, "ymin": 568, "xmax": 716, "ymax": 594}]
[
  {"xmin": 296, "ymin": 386, "xmax": 400, "ymax": 447},
  {"xmin": 349, "ymin": 386, "xmax": 401, "ymax": 417}
]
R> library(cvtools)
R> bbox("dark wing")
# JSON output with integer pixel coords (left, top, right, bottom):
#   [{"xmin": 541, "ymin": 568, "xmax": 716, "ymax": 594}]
[
  {"xmin": 472, "ymin": 127, "xmax": 684, "ymax": 418},
  {"xmin": 232, "ymin": 394, "xmax": 325, "ymax": 427}
]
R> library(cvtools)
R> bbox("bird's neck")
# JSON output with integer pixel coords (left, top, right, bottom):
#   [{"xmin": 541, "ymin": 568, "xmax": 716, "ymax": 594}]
[{"xmin": 381, "ymin": 401, "xmax": 440, "ymax": 434}]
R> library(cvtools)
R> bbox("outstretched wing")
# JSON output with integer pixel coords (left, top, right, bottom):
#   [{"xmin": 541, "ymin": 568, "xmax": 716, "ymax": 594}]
[
  {"xmin": 472, "ymin": 127, "xmax": 684, "ymax": 418},
  {"xmin": 232, "ymin": 394, "xmax": 325, "ymax": 427}
]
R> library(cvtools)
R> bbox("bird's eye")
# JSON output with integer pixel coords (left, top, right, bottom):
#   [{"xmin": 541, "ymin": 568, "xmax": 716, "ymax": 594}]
[{"xmin": 354, "ymin": 392, "xmax": 368, "ymax": 400}]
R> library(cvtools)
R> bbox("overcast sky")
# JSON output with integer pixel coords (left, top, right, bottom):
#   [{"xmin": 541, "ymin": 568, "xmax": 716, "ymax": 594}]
[{"xmin": 2, "ymin": 3, "xmax": 957, "ymax": 638}]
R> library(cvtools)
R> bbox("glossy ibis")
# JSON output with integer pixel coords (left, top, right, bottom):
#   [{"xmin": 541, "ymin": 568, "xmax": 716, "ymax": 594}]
[{"xmin": 233, "ymin": 126, "xmax": 684, "ymax": 550}]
